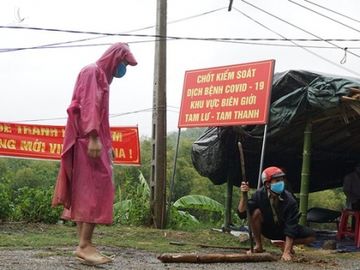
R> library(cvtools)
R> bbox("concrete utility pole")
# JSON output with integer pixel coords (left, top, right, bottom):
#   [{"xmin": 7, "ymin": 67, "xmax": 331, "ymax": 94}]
[{"xmin": 150, "ymin": 0, "xmax": 167, "ymax": 229}]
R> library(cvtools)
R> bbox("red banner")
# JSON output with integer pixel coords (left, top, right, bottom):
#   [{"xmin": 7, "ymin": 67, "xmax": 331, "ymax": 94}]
[
  {"xmin": 0, "ymin": 122, "xmax": 140, "ymax": 165},
  {"xmin": 178, "ymin": 60, "xmax": 275, "ymax": 127}
]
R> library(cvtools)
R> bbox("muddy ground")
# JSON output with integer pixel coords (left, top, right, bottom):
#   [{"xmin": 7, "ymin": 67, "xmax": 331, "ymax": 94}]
[{"xmin": 0, "ymin": 246, "xmax": 359, "ymax": 270}]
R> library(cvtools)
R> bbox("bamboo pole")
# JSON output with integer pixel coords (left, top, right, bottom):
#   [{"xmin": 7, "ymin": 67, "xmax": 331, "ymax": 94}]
[{"xmin": 299, "ymin": 119, "xmax": 312, "ymax": 225}]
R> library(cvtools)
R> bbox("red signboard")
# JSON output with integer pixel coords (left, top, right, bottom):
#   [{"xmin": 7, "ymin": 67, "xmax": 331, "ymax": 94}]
[
  {"xmin": 0, "ymin": 122, "xmax": 140, "ymax": 165},
  {"xmin": 178, "ymin": 60, "xmax": 275, "ymax": 127}
]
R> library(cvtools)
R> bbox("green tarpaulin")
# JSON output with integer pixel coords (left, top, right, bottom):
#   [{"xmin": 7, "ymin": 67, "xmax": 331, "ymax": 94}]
[{"xmin": 192, "ymin": 70, "xmax": 360, "ymax": 192}]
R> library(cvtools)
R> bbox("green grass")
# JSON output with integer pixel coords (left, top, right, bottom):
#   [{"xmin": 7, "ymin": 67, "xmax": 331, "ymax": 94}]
[
  {"xmin": 0, "ymin": 223, "xmax": 247, "ymax": 253},
  {"xmin": 1, "ymin": 222, "xmax": 359, "ymax": 263},
  {"xmin": 0, "ymin": 223, "xmax": 76, "ymax": 248}
]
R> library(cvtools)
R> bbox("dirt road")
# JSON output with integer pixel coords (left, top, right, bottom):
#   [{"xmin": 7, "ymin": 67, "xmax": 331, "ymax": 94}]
[{"xmin": 0, "ymin": 246, "xmax": 359, "ymax": 270}]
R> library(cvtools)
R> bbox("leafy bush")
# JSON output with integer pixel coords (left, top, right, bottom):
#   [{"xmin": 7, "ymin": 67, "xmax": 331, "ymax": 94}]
[
  {"xmin": 113, "ymin": 171, "xmax": 151, "ymax": 226},
  {"xmin": 309, "ymin": 188, "xmax": 346, "ymax": 210},
  {"xmin": 173, "ymin": 195, "xmax": 224, "ymax": 213},
  {"xmin": 168, "ymin": 195, "xmax": 225, "ymax": 229},
  {"xmin": 0, "ymin": 182, "xmax": 12, "ymax": 221},
  {"xmin": 307, "ymin": 188, "xmax": 346, "ymax": 230},
  {"xmin": 12, "ymin": 187, "xmax": 62, "ymax": 223},
  {"xmin": 167, "ymin": 206, "xmax": 200, "ymax": 230}
]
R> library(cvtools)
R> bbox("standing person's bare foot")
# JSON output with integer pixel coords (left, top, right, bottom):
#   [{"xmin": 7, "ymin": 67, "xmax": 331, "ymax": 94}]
[{"xmin": 74, "ymin": 245, "xmax": 113, "ymax": 265}]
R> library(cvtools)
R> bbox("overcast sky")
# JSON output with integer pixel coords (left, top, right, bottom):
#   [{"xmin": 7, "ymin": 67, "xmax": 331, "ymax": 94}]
[{"xmin": 1, "ymin": 0, "xmax": 360, "ymax": 137}]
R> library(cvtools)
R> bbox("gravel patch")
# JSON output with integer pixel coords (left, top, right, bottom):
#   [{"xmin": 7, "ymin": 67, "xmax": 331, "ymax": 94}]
[{"xmin": 0, "ymin": 247, "xmax": 360, "ymax": 270}]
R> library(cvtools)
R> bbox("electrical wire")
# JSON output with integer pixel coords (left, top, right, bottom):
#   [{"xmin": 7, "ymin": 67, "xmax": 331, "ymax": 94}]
[
  {"xmin": 215, "ymin": 39, "xmax": 357, "ymax": 49},
  {"xmin": 303, "ymin": 0, "xmax": 360, "ymax": 24},
  {"xmin": 233, "ymin": 7, "xmax": 360, "ymax": 77},
  {"xmin": 1, "ymin": 4, "xmax": 360, "ymax": 54},
  {"xmin": 2, "ymin": 4, "xmax": 360, "ymax": 54},
  {"xmin": 0, "ymin": 6, "xmax": 227, "ymax": 53},
  {"xmin": 241, "ymin": 0, "xmax": 360, "ymax": 59},
  {"xmin": 3, "ymin": 3, "xmax": 360, "ymax": 123},
  {"xmin": 1, "ymin": 2, "xmax": 360, "ymax": 53},
  {"xmin": 202, "ymin": 40, "xmax": 360, "ymax": 49},
  {"xmin": 3, "ymin": 25, "xmax": 360, "ymax": 42},
  {"xmin": 109, "ymin": 108, "xmax": 153, "ymax": 118},
  {"xmin": 0, "ymin": 39, "xmax": 166, "ymax": 53},
  {"xmin": 2, "ymin": 39, "xmax": 360, "ymax": 52},
  {"xmin": 11, "ymin": 116, "xmax": 67, "ymax": 123},
  {"xmin": 1, "ymin": 25, "xmax": 360, "ymax": 53},
  {"xmin": 288, "ymin": 0, "xmax": 360, "ymax": 35},
  {"xmin": 10, "ymin": 106, "xmax": 179, "ymax": 123}
]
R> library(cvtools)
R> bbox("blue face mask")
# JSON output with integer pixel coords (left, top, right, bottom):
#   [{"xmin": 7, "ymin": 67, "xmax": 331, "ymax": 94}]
[
  {"xmin": 114, "ymin": 63, "xmax": 127, "ymax": 78},
  {"xmin": 270, "ymin": 181, "xmax": 285, "ymax": 195}
]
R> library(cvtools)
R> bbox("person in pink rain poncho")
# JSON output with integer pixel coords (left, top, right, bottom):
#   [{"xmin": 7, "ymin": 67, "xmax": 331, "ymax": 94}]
[{"xmin": 52, "ymin": 42, "xmax": 137, "ymax": 266}]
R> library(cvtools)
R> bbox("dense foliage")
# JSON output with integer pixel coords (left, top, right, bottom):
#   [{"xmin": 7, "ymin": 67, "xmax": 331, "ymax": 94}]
[
  {"xmin": 0, "ymin": 128, "xmax": 347, "ymax": 229},
  {"xmin": 0, "ymin": 158, "xmax": 61, "ymax": 223}
]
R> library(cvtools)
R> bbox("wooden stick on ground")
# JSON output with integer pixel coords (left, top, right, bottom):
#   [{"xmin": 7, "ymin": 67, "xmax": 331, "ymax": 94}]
[{"xmin": 158, "ymin": 252, "xmax": 276, "ymax": 263}]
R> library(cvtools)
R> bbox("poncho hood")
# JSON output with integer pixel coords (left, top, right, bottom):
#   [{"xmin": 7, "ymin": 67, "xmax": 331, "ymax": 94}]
[{"xmin": 96, "ymin": 42, "xmax": 137, "ymax": 84}]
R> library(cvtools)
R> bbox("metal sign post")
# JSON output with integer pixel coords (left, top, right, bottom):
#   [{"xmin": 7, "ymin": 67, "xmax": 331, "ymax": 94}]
[{"xmin": 176, "ymin": 60, "xmax": 275, "ymax": 230}]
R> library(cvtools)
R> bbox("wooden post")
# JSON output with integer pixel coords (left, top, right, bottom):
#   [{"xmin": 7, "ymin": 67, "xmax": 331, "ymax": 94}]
[
  {"xmin": 223, "ymin": 178, "xmax": 233, "ymax": 231},
  {"xmin": 299, "ymin": 119, "xmax": 312, "ymax": 225},
  {"xmin": 150, "ymin": 0, "xmax": 167, "ymax": 229}
]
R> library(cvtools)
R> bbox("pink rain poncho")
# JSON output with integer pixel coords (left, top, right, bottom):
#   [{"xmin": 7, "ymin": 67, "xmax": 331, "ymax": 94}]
[{"xmin": 52, "ymin": 43, "xmax": 137, "ymax": 224}]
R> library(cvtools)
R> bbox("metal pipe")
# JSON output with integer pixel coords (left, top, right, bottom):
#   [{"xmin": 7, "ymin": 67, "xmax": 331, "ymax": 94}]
[
  {"xmin": 257, "ymin": 124, "xmax": 268, "ymax": 188},
  {"xmin": 166, "ymin": 128, "xmax": 181, "ymax": 226}
]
